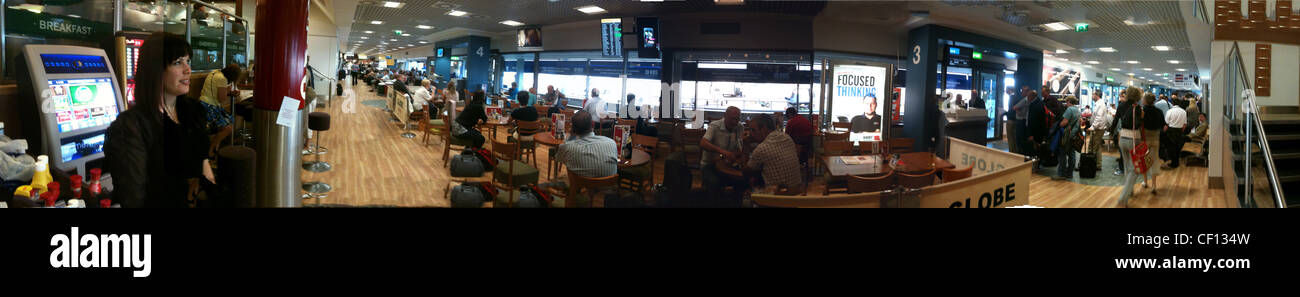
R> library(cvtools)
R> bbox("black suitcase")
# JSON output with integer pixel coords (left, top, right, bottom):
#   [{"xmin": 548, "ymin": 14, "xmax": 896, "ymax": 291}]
[{"xmin": 1079, "ymin": 153, "xmax": 1098, "ymax": 178}]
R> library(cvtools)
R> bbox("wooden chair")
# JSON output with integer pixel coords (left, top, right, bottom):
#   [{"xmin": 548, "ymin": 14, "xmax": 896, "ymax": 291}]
[
  {"xmin": 536, "ymin": 105, "xmax": 551, "ymax": 119},
  {"xmin": 617, "ymin": 119, "xmax": 638, "ymax": 128},
  {"xmin": 420, "ymin": 105, "xmax": 446, "ymax": 146},
  {"xmin": 889, "ymin": 137, "xmax": 916, "ymax": 153},
  {"xmin": 897, "ymin": 169, "xmax": 937, "ymax": 189},
  {"xmin": 655, "ymin": 120, "xmax": 678, "ymax": 152},
  {"xmin": 818, "ymin": 140, "xmax": 856, "ymax": 195},
  {"xmin": 832, "ymin": 121, "xmax": 852, "ymax": 132},
  {"xmin": 441, "ymin": 114, "xmax": 473, "ymax": 166},
  {"xmin": 942, "ymin": 165, "xmax": 973, "ymax": 183},
  {"xmin": 490, "ymin": 139, "xmax": 540, "ymax": 207},
  {"xmin": 565, "ymin": 173, "xmax": 620, "ymax": 208},
  {"xmin": 678, "ymin": 128, "xmax": 707, "ymax": 169},
  {"xmin": 847, "ymin": 170, "xmax": 896, "ymax": 194},
  {"xmin": 619, "ymin": 134, "xmax": 658, "ymax": 193},
  {"xmin": 515, "ymin": 120, "xmax": 547, "ymax": 167}
]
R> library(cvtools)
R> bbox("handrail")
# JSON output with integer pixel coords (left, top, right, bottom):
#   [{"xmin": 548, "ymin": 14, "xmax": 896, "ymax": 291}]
[{"xmin": 1230, "ymin": 41, "xmax": 1286, "ymax": 208}]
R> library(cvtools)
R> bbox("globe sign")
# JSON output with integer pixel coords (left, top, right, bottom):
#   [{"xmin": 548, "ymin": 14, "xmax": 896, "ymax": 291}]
[{"xmin": 73, "ymin": 85, "xmax": 95, "ymax": 104}]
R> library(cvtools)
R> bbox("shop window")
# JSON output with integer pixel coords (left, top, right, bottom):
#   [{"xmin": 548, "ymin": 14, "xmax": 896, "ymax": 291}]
[{"xmin": 3, "ymin": 0, "xmax": 118, "ymax": 80}]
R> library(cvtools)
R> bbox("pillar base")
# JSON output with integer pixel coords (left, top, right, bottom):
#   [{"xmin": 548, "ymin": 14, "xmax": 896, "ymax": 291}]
[{"xmin": 253, "ymin": 108, "xmax": 304, "ymax": 208}]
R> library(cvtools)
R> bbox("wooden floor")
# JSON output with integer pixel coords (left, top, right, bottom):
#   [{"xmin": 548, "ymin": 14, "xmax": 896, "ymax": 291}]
[{"xmin": 304, "ymin": 77, "xmax": 1228, "ymax": 208}]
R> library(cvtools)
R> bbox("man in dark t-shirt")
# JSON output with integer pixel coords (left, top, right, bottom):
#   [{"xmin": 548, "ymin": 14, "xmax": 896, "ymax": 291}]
[{"xmin": 510, "ymin": 91, "xmax": 540, "ymax": 137}]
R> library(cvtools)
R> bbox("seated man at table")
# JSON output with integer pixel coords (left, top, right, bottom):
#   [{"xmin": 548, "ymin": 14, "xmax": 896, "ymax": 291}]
[
  {"xmin": 510, "ymin": 91, "xmax": 540, "ymax": 140},
  {"xmin": 784, "ymin": 107, "xmax": 813, "ymax": 149},
  {"xmin": 555, "ymin": 110, "xmax": 619, "ymax": 178},
  {"xmin": 743, "ymin": 114, "xmax": 805, "ymax": 194},
  {"xmin": 701, "ymin": 106, "xmax": 749, "ymax": 206}
]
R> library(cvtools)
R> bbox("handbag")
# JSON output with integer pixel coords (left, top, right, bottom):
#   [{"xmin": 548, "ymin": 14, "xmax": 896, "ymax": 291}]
[
  {"xmin": 1068, "ymin": 125, "xmax": 1084, "ymax": 153},
  {"xmin": 1129, "ymin": 105, "xmax": 1151, "ymax": 174}
]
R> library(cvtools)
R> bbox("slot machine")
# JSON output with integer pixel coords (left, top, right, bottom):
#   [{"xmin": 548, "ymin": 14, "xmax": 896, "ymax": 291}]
[{"xmin": 14, "ymin": 45, "xmax": 125, "ymax": 177}]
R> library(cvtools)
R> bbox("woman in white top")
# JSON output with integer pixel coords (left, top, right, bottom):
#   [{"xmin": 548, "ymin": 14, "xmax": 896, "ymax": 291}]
[{"xmin": 412, "ymin": 79, "xmax": 433, "ymax": 109}]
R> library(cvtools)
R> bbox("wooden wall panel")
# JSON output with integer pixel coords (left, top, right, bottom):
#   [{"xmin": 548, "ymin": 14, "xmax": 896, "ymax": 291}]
[
  {"xmin": 1216, "ymin": 0, "xmax": 1300, "ymax": 45},
  {"xmin": 1255, "ymin": 44, "xmax": 1270, "ymax": 96}
]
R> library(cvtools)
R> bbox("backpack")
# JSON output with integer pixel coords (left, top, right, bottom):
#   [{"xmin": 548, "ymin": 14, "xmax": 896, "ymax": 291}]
[{"xmin": 471, "ymin": 147, "xmax": 497, "ymax": 168}]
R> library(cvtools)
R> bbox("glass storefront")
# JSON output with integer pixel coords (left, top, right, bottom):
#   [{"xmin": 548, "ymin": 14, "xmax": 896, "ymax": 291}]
[{"xmin": 2, "ymin": 0, "xmax": 248, "ymax": 79}]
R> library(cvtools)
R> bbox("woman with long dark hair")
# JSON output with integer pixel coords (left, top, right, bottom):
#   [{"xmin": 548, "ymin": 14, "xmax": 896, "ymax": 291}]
[{"xmin": 105, "ymin": 32, "xmax": 213, "ymax": 207}]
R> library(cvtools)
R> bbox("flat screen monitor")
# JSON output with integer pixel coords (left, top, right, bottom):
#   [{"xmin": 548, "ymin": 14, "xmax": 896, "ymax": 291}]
[
  {"xmin": 48, "ymin": 77, "xmax": 120, "ymax": 134},
  {"xmin": 517, "ymin": 27, "xmax": 543, "ymax": 50},
  {"xmin": 601, "ymin": 18, "xmax": 623, "ymax": 57},
  {"xmin": 637, "ymin": 17, "xmax": 660, "ymax": 58}
]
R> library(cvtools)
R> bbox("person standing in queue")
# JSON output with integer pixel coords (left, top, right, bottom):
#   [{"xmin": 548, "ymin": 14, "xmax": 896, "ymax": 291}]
[
  {"xmin": 105, "ymin": 32, "xmax": 214, "ymax": 208},
  {"xmin": 700, "ymin": 106, "xmax": 747, "ymax": 207},
  {"xmin": 1140, "ymin": 93, "xmax": 1164, "ymax": 194},
  {"xmin": 452, "ymin": 90, "xmax": 489, "ymax": 148}
]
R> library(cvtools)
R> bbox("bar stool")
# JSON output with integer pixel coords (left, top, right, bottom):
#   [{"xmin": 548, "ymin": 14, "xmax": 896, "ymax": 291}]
[
  {"xmin": 234, "ymin": 100, "xmax": 255, "ymax": 146},
  {"xmin": 303, "ymin": 112, "xmax": 332, "ymax": 173}
]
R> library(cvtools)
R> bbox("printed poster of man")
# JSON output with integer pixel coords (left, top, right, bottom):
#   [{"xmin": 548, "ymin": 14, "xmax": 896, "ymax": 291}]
[{"xmin": 831, "ymin": 64, "xmax": 887, "ymax": 141}]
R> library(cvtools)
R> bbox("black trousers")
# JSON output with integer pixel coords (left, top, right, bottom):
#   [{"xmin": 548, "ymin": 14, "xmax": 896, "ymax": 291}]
[
  {"xmin": 454, "ymin": 128, "xmax": 486, "ymax": 148},
  {"xmin": 1165, "ymin": 128, "xmax": 1185, "ymax": 167}
]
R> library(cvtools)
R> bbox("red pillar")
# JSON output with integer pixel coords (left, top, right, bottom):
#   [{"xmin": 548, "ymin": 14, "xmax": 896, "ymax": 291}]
[{"xmin": 253, "ymin": 0, "xmax": 308, "ymax": 111}]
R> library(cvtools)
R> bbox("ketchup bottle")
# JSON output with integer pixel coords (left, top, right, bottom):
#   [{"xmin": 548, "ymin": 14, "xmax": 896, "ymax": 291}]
[
  {"xmin": 89, "ymin": 168, "xmax": 107, "ymax": 207},
  {"xmin": 69, "ymin": 175, "xmax": 83, "ymax": 200},
  {"xmin": 43, "ymin": 181, "xmax": 60, "ymax": 207}
]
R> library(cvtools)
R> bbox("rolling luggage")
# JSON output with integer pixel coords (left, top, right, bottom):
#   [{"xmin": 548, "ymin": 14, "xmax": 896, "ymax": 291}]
[
  {"xmin": 1079, "ymin": 153, "xmax": 1098, "ymax": 178},
  {"xmin": 1037, "ymin": 142, "xmax": 1057, "ymax": 167}
]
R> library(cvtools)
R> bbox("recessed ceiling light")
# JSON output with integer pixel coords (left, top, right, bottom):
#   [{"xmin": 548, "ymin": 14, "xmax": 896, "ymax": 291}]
[
  {"xmin": 1126, "ymin": 61, "xmax": 1140, "ymax": 64},
  {"xmin": 500, "ymin": 20, "xmax": 524, "ymax": 26},
  {"xmin": 447, "ymin": 10, "xmax": 467, "ymax": 16},
  {"xmin": 419, "ymin": 41, "xmax": 429, "ymax": 44},
  {"xmin": 1040, "ymin": 22, "xmax": 1071, "ymax": 31},
  {"xmin": 1151, "ymin": 45, "xmax": 1171, "ymax": 51},
  {"xmin": 407, "ymin": 44, "xmax": 414, "ymax": 47},
  {"xmin": 1123, "ymin": 18, "xmax": 1156, "ymax": 26},
  {"xmin": 1127, "ymin": 73, "xmax": 1135, "ymax": 76},
  {"xmin": 1142, "ymin": 68, "xmax": 1153, "ymax": 71},
  {"xmin": 382, "ymin": 1, "xmax": 405, "ymax": 8},
  {"xmin": 576, "ymin": 5, "xmax": 606, "ymax": 14},
  {"xmin": 390, "ymin": 39, "xmax": 398, "ymax": 41},
  {"xmin": 401, "ymin": 34, "xmax": 411, "ymax": 36},
  {"xmin": 364, "ymin": 30, "xmax": 374, "ymax": 34},
  {"xmin": 1109, "ymin": 68, "xmax": 1121, "ymax": 71},
  {"xmin": 1175, "ymin": 68, "xmax": 1186, "ymax": 72},
  {"xmin": 1098, "ymin": 47, "xmax": 1117, "ymax": 52},
  {"xmin": 360, "ymin": 36, "xmax": 369, "ymax": 39},
  {"xmin": 371, "ymin": 21, "xmax": 383, "ymax": 25},
  {"xmin": 1167, "ymin": 60, "xmax": 1180, "ymax": 64},
  {"xmin": 1056, "ymin": 49, "xmax": 1069, "ymax": 54},
  {"xmin": 416, "ymin": 25, "xmax": 433, "ymax": 29},
  {"xmin": 1087, "ymin": 61, "xmax": 1100, "ymax": 64}
]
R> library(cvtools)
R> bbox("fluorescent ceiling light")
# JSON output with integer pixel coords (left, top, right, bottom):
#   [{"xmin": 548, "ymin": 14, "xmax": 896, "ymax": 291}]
[
  {"xmin": 416, "ymin": 25, "xmax": 433, "ymax": 29},
  {"xmin": 1175, "ymin": 68, "xmax": 1186, "ymax": 72},
  {"xmin": 1056, "ymin": 49, "xmax": 1069, "ymax": 54},
  {"xmin": 576, "ymin": 5, "xmax": 606, "ymax": 14},
  {"xmin": 364, "ymin": 31, "xmax": 374, "ymax": 34},
  {"xmin": 698, "ymin": 63, "xmax": 747, "ymax": 70},
  {"xmin": 1123, "ymin": 18, "xmax": 1156, "ymax": 26},
  {"xmin": 390, "ymin": 39, "xmax": 398, "ymax": 41},
  {"xmin": 1125, "ymin": 61, "xmax": 1140, "ymax": 64},
  {"xmin": 1087, "ymin": 61, "xmax": 1100, "ymax": 64},
  {"xmin": 447, "ymin": 10, "xmax": 467, "ymax": 16},
  {"xmin": 500, "ymin": 20, "xmax": 524, "ymax": 26},
  {"xmin": 1151, "ymin": 45, "xmax": 1171, "ymax": 51},
  {"xmin": 1109, "ymin": 68, "xmax": 1121, "ymax": 71},
  {"xmin": 1127, "ymin": 73, "xmax": 1135, "ymax": 76},
  {"xmin": 407, "ymin": 44, "xmax": 414, "ymax": 47},
  {"xmin": 419, "ymin": 41, "xmax": 429, "ymax": 44},
  {"xmin": 1040, "ymin": 22, "xmax": 1071, "ymax": 31},
  {"xmin": 1167, "ymin": 60, "xmax": 1180, "ymax": 64},
  {"xmin": 382, "ymin": 1, "xmax": 405, "ymax": 8},
  {"xmin": 1142, "ymin": 68, "xmax": 1153, "ymax": 71},
  {"xmin": 1097, "ymin": 47, "xmax": 1116, "ymax": 52},
  {"xmin": 401, "ymin": 34, "xmax": 411, "ymax": 36},
  {"xmin": 371, "ymin": 21, "xmax": 383, "ymax": 25},
  {"xmin": 360, "ymin": 36, "xmax": 369, "ymax": 39}
]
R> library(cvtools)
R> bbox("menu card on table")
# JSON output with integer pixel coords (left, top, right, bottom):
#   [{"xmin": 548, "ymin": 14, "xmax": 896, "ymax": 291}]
[
  {"xmin": 552, "ymin": 114, "xmax": 566, "ymax": 139},
  {"xmin": 840, "ymin": 155, "xmax": 878, "ymax": 165},
  {"xmin": 613, "ymin": 124, "xmax": 632, "ymax": 158}
]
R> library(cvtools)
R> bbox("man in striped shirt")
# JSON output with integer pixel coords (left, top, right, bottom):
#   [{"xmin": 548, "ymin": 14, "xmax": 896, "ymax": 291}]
[{"xmin": 556, "ymin": 110, "xmax": 619, "ymax": 178}]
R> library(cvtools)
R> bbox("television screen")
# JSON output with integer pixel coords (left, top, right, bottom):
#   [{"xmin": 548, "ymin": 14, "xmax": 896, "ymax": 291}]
[
  {"xmin": 636, "ymin": 17, "xmax": 660, "ymax": 58},
  {"xmin": 601, "ymin": 18, "xmax": 623, "ymax": 57},
  {"xmin": 49, "ymin": 77, "xmax": 120, "ymax": 134},
  {"xmin": 517, "ymin": 27, "xmax": 542, "ymax": 48}
]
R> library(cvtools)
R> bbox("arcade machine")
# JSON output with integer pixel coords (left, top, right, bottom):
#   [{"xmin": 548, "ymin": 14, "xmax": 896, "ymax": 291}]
[
  {"xmin": 107, "ymin": 31, "xmax": 150, "ymax": 109},
  {"xmin": 13, "ymin": 45, "xmax": 124, "ymax": 179}
]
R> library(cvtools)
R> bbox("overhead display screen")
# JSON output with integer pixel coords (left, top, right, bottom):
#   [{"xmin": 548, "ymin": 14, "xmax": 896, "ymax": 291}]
[{"xmin": 601, "ymin": 18, "xmax": 623, "ymax": 57}]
